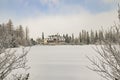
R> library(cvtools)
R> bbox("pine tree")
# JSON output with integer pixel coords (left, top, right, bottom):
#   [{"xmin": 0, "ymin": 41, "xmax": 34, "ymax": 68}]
[
  {"xmin": 86, "ymin": 32, "xmax": 90, "ymax": 44},
  {"xmin": 98, "ymin": 30, "xmax": 104, "ymax": 43},
  {"xmin": 7, "ymin": 19, "xmax": 13, "ymax": 34},
  {"xmin": 81, "ymin": 30, "xmax": 85, "ymax": 44},
  {"xmin": 71, "ymin": 33, "xmax": 74, "ymax": 44},
  {"xmin": 94, "ymin": 31, "xmax": 98, "ymax": 43},
  {"xmin": 25, "ymin": 27, "xmax": 29, "ymax": 40},
  {"xmin": 15, "ymin": 25, "xmax": 25, "ymax": 46},
  {"xmin": 42, "ymin": 32, "xmax": 44, "ymax": 40},
  {"xmin": 25, "ymin": 27, "xmax": 30, "ymax": 46},
  {"xmin": 19, "ymin": 25, "xmax": 25, "ymax": 39},
  {"xmin": 90, "ymin": 30, "xmax": 95, "ymax": 44},
  {"xmin": 65, "ymin": 34, "xmax": 70, "ymax": 43},
  {"xmin": 79, "ymin": 32, "xmax": 82, "ymax": 43}
]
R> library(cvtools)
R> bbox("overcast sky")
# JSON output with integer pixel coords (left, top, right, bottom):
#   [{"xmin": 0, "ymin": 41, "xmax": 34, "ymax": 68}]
[{"xmin": 0, "ymin": 0, "xmax": 120, "ymax": 39}]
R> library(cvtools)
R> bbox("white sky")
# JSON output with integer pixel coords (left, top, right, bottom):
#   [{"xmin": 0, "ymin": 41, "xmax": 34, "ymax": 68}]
[
  {"xmin": 0, "ymin": 0, "xmax": 120, "ymax": 39},
  {"xmin": 18, "ymin": 9, "xmax": 118, "ymax": 39}
]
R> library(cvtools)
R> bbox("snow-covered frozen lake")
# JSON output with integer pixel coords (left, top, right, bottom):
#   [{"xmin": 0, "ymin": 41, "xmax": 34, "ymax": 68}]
[{"xmin": 27, "ymin": 45, "xmax": 105, "ymax": 80}]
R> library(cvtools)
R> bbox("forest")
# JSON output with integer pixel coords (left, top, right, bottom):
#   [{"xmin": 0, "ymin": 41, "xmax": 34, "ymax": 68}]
[
  {"xmin": 36, "ymin": 27, "xmax": 118, "ymax": 45},
  {"xmin": 0, "ymin": 19, "xmax": 35, "ymax": 48},
  {"xmin": 0, "ymin": 19, "xmax": 119, "ymax": 47}
]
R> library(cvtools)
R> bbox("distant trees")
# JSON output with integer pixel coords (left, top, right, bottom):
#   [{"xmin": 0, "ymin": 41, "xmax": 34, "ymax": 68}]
[
  {"xmin": 6, "ymin": 19, "xmax": 13, "ymax": 35},
  {"xmin": 60, "ymin": 30, "xmax": 107, "ymax": 45},
  {"xmin": 0, "ymin": 19, "xmax": 32, "ymax": 47},
  {"xmin": 16, "ymin": 25, "xmax": 25, "ymax": 46},
  {"xmin": 64, "ymin": 34, "xmax": 71, "ymax": 43},
  {"xmin": 25, "ymin": 27, "xmax": 29, "ymax": 41},
  {"xmin": 61, "ymin": 30, "xmax": 102, "ymax": 45},
  {"xmin": 71, "ymin": 33, "xmax": 74, "ymax": 43},
  {"xmin": 42, "ymin": 32, "xmax": 44, "ymax": 40},
  {"xmin": 36, "ymin": 29, "xmax": 119, "ymax": 45},
  {"xmin": 25, "ymin": 27, "xmax": 31, "ymax": 46}
]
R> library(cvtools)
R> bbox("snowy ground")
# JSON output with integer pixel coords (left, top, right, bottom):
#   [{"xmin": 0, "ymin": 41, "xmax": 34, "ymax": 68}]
[{"xmin": 26, "ymin": 45, "xmax": 105, "ymax": 80}]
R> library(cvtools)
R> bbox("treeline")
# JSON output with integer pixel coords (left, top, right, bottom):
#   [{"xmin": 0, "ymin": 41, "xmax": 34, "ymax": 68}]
[
  {"xmin": 36, "ymin": 27, "xmax": 119, "ymax": 45},
  {"xmin": 0, "ymin": 19, "xmax": 35, "ymax": 48},
  {"xmin": 2, "ymin": 19, "xmax": 118, "ymax": 46},
  {"xmin": 62, "ymin": 29, "xmax": 118, "ymax": 45},
  {"xmin": 63, "ymin": 29, "xmax": 119, "ymax": 45}
]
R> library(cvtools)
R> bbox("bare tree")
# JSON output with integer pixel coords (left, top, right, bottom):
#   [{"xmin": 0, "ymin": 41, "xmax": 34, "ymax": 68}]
[
  {"xmin": 0, "ymin": 40, "xmax": 30, "ymax": 80},
  {"xmin": 88, "ymin": 43, "xmax": 120, "ymax": 80},
  {"xmin": 0, "ymin": 47, "xmax": 30, "ymax": 80},
  {"xmin": 10, "ymin": 73, "xmax": 30, "ymax": 80},
  {"xmin": 88, "ymin": 9, "xmax": 120, "ymax": 80}
]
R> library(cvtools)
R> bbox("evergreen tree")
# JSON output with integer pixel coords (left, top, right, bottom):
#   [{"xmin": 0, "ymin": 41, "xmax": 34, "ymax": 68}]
[
  {"xmin": 86, "ymin": 32, "xmax": 90, "ymax": 44},
  {"xmin": 98, "ymin": 30, "xmax": 104, "ymax": 44},
  {"xmin": 6, "ymin": 19, "xmax": 13, "ymax": 34},
  {"xmin": 79, "ymin": 32, "xmax": 82, "ymax": 43},
  {"xmin": 71, "ymin": 33, "xmax": 74, "ymax": 43},
  {"xmin": 65, "ymin": 34, "xmax": 70, "ymax": 43},
  {"xmin": 19, "ymin": 25, "xmax": 25, "ymax": 40},
  {"xmin": 42, "ymin": 32, "xmax": 44, "ymax": 40},
  {"xmin": 94, "ymin": 31, "xmax": 98, "ymax": 43},
  {"xmin": 15, "ymin": 25, "xmax": 25, "ymax": 46},
  {"xmin": 90, "ymin": 30, "xmax": 95, "ymax": 44},
  {"xmin": 81, "ymin": 30, "xmax": 85, "ymax": 44},
  {"xmin": 25, "ymin": 27, "xmax": 29, "ymax": 41},
  {"xmin": 25, "ymin": 27, "xmax": 30, "ymax": 46},
  {"xmin": 0, "ymin": 19, "xmax": 31, "ymax": 47},
  {"xmin": 74, "ymin": 38, "xmax": 79, "ymax": 44}
]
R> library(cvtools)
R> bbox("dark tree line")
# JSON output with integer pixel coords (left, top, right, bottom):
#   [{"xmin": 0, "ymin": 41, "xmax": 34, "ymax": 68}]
[
  {"xmin": 36, "ymin": 29, "xmax": 119, "ymax": 45},
  {"xmin": 61, "ymin": 28, "xmax": 119, "ymax": 45}
]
